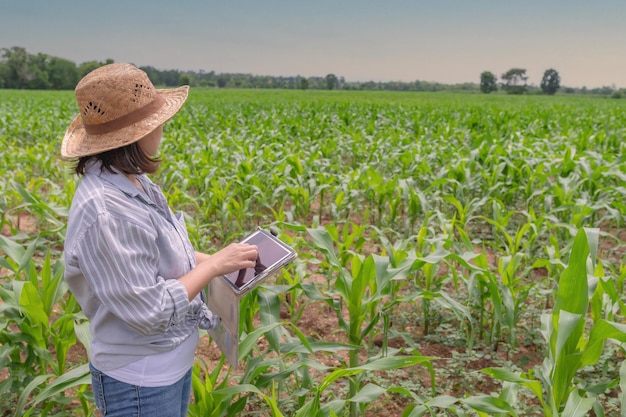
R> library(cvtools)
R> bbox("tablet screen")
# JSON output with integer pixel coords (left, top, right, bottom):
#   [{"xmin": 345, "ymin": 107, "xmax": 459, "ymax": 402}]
[{"xmin": 223, "ymin": 229, "xmax": 294, "ymax": 291}]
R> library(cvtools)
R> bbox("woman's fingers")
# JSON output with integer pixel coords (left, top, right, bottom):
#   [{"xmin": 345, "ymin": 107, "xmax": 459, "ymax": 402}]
[{"xmin": 208, "ymin": 243, "xmax": 258, "ymax": 275}]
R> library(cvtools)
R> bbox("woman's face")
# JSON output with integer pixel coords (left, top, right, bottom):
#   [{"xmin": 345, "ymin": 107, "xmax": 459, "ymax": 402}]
[{"xmin": 138, "ymin": 125, "xmax": 164, "ymax": 156}]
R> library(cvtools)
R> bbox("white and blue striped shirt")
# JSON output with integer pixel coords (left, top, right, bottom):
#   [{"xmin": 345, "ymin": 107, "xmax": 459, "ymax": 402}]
[{"xmin": 64, "ymin": 160, "xmax": 216, "ymax": 372}]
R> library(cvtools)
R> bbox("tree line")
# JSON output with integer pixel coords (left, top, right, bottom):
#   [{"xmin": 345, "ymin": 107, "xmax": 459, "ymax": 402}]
[
  {"xmin": 480, "ymin": 68, "xmax": 564, "ymax": 95},
  {"xmin": 0, "ymin": 46, "xmax": 622, "ymax": 96},
  {"xmin": 0, "ymin": 46, "xmax": 473, "ymax": 92},
  {"xmin": 480, "ymin": 67, "xmax": 624, "ymax": 98}
]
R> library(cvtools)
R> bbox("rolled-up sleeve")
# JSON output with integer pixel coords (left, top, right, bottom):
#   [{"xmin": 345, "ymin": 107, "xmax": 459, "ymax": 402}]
[{"xmin": 77, "ymin": 212, "xmax": 191, "ymax": 336}]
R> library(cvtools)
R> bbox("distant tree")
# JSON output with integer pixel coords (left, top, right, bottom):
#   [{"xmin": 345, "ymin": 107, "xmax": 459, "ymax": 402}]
[
  {"xmin": 540, "ymin": 68, "xmax": 561, "ymax": 95},
  {"xmin": 360, "ymin": 81, "xmax": 378, "ymax": 90},
  {"xmin": 589, "ymin": 86, "xmax": 615, "ymax": 95},
  {"xmin": 325, "ymin": 73, "xmax": 338, "ymax": 90},
  {"xmin": 2, "ymin": 47, "xmax": 33, "ymax": 88},
  {"xmin": 178, "ymin": 74, "xmax": 191, "ymax": 86},
  {"xmin": 78, "ymin": 59, "xmax": 113, "ymax": 78},
  {"xmin": 140, "ymin": 65, "xmax": 162, "ymax": 85},
  {"xmin": 0, "ymin": 62, "xmax": 7, "ymax": 88},
  {"xmin": 27, "ymin": 53, "xmax": 52, "ymax": 89},
  {"xmin": 160, "ymin": 69, "xmax": 181, "ymax": 86},
  {"xmin": 47, "ymin": 57, "xmax": 79, "ymax": 89},
  {"xmin": 216, "ymin": 74, "xmax": 228, "ymax": 88},
  {"xmin": 501, "ymin": 68, "xmax": 528, "ymax": 94},
  {"xmin": 299, "ymin": 76, "xmax": 309, "ymax": 90},
  {"xmin": 480, "ymin": 71, "xmax": 498, "ymax": 93}
]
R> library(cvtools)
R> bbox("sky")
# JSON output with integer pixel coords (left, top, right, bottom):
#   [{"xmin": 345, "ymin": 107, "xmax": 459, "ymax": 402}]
[{"xmin": 1, "ymin": 0, "xmax": 625, "ymax": 88}]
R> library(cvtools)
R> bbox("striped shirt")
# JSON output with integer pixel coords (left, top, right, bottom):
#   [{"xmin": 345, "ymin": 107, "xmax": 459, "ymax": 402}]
[{"xmin": 64, "ymin": 160, "xmax": 216, "ymax": 372}]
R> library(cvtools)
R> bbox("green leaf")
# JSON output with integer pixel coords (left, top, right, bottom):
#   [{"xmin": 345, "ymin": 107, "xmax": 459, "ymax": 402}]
[
  {"xmin": 257, "ymin": 289, "xmax": 282, "ymax": 353},
  {"xmin": 17, "ymin": 238, "xmax": 39, "ymax": 277},
  {"xmin": 482, "ymin": 367, "xmax": 543, "ymax": 403},
  {"xmin": 213, "ymin": 383, "xmax": 263, "ymax": 397},
  {"xmin": 462, "ymin": 395, "xmax": 516, "ymax": 415},
  {"xmin": 307, "ymin": 226, "xmax": 340, "ymax": 267},
  {"xmin": 14, "ymin": 374, "xmax": 50, "ymax": 417},
  {"xmin": 279, "ymin": 340, "xmax": 359, "ymax": 354},
  {"xmin": 482, "ymin": 367, "xmax": 533, "ymax": 384},
  {"xmin": 417, "ymin": 245, "xmax": 451, "ymax": 264},
  {"xmin": 19, "ymin": 281, "xmax": 49, "ymax": 327},
  {"xmin": 583, "ymin": 228, "xmax": 599, "ymax": 270},
  {"xmin": 319, "ymin": 354, "xmax": 433, "ymax": 392},
  {"xmin": 0, "ymin": 234, "xmax": 25, "ymax": 267},
  {"xmin": 348, "ymin": 383, "xmax": 387, "ymax": 403},
  {"xmin": 554, "ymin": 228, "xmax": 590, "ymax": 318},
  {"xmin": 554, "ymin": 310, "xmax": 583, "ymax": 362},
  {"xmin": 356, "ymin": 354, "xmax": 434, "ymax": 371},
  {"xmin": 74, "ymin": 319, "xmax": 92, "ymax": 356},
  {"xmin": 426, "ymin": 394, "xmax": 459, "ymax": 409},
  {"xmin": 213, "ymin": 384, "xmax": 284, "ymax": 417},
  {"xmin": 238, "ymin": 323, "xmax": 282, "ymax": 361},
  {"xmin": 30, "ymin": 364, "xmax": 91, "ymax": 405},
  {"xmin": 561, "ymin": 389, "xmax": 595, "ymax": 417},
  {"xmin": 580, "ymin": 320, "xmax": 626, "ymax": 367}
]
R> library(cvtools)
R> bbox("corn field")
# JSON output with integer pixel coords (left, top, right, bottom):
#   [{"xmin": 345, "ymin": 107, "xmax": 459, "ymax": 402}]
[{"xmin": 2, "ymin": 88, "xmax": 626, "ymax": 416}]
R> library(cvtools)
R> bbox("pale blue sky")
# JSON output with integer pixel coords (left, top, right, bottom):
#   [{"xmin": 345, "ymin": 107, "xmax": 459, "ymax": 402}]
[{"xmin": 1, "ymin": 0, "xmax": 625, "ymax": 88}]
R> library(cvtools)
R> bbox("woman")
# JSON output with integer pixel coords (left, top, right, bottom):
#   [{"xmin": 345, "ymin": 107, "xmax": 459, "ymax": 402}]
[{"xmin": 62, "ymin": 63, "xmax": 258, "ymax": 416}]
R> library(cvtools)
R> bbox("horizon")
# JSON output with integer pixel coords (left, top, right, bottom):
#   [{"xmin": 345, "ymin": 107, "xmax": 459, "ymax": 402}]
[{"xmin": 1, "ymin": 0, "xmax": 625, "ymax": 89}]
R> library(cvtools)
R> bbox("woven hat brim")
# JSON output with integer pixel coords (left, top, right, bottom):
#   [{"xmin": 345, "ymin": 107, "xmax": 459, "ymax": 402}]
[{"xmin": 61, "ymin": 85, "xmax": 189, "ymax": 158}]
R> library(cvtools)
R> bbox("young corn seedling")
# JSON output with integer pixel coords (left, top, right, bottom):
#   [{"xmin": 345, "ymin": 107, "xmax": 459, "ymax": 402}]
[
  {"xmin": 482, "ymin": 228, "xmax": 626, "ymax": 416},
  {"xmin": 0, "ymin": 236, "xmax": 91, "ymax": 416},
  {"xmin": 306, "ymin": 225, "xmax": 434, "ymax": 417}
]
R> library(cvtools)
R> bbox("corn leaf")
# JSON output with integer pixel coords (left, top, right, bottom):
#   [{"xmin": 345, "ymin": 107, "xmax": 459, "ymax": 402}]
[
  {"xmin": 238, "ymin": 323, "xmax": 282, "ymax": 361},
  {"xmin": 580, "ymin": 320, "xmax": 626, "ymax": 367},
  {"xmin": 29, "ymin": 364, "xmax": 91, "ymax": 406},
  {"xmin": 19, "ymin": 281, "xmax": 48, "ymax": 327},
  {"xmin": 348, "ymin": 383, "xmax": 387, "ymax": 403},
  {"xmin": 553, "ymin": 228, "xmax": 589, "ymax": 319},
  {"xmin": 0, "ymin": 234, "xmax": 24, "ymax": 269},
  {"xmin": 462, "ymin": 395, "xmax": 516, "ymax": 415},
  {"xmin": 560, "ymin": 389, "xmax": 595, "ymax": 417}
]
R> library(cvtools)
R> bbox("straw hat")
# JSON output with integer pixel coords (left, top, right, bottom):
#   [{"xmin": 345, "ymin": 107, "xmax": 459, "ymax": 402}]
[{"xmin": 61, "ymin": 63, "xmax": 189, "ymax": 158}]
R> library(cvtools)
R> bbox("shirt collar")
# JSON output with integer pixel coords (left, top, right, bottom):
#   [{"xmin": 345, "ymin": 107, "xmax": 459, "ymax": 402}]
[
  {"xmin": 85, "ymin": 159, "xmax": 152, "ymax": 202},
  {"xmin": 85, "ymin": 159, "xmax": 143, "ymax": 197},
  {"xmin": 85, "ymin": 160, "xmax": 173, "ymax": 222}
]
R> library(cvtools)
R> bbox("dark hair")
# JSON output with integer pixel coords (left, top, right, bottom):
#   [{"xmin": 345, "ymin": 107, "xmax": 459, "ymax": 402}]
[{"xmin": 74, "ymin": 142, "xmax": 161, "ymax": 176}]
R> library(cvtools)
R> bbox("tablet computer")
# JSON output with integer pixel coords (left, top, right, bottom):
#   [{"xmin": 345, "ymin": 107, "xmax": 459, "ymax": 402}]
[{"xmin": 222, "ymin": 228, "xmax": 297, "ymax": 296}]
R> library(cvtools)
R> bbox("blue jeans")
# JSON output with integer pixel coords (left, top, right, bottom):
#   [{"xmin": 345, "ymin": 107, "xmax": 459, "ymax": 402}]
[{"xmin": 89, "ymin": 363, "xmax": 192, "ymax": 417}]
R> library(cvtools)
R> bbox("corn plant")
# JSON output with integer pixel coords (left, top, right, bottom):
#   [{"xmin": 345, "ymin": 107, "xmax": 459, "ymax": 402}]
[
  {"xmin": 270, "ymin": 224, "xmax": 312, "ymax": 324},
  {"xmin": 0, "ymin": 235, "xmax": 92, "ymax": 416},
  {"xmin": 481, "ymin": 228, "xmax": 626, "ymax": 416},
  {"xmin": 306, "ymin": 224, "xmax": 436, "ymax": 417},
  {"xmin": 188, "ymin": 357, "xmax": 246, "ymax": 417}
]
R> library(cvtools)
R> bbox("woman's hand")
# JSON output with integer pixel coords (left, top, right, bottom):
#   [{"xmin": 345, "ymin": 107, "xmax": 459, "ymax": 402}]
[
  {"xmin": 180, "ymin": 243, "xmax": 258, "ymax": 300},
  {"xmin": 200, "ymin": 243, "xmax": 259, "ymax": 277}
]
